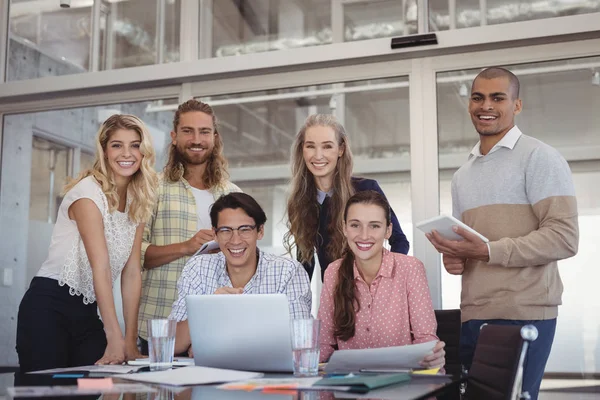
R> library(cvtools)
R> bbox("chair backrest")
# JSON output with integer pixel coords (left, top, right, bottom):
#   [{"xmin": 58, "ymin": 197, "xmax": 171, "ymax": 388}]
[
  {"xmin": 434, "ymin": 309, "xmax": 462, "ymax": 379},
  {"xmin": 465, "ymin": 324, "xmax": 537, "ymax": 400}
]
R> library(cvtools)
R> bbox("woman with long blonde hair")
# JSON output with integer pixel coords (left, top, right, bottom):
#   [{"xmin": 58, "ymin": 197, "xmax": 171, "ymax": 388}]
[
  {"xmin": 285, "ymin": 114, "xmax": 409, "ymax": 281},
  {"xmin": 16, "ymin": 114, "xmax": 158, "ymax": 372}
]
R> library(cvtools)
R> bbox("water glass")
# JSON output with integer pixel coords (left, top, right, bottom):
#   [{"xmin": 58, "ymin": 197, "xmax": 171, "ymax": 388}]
[
  {"xmin": 147, "ymin": 319, "xmax": 177, "ymax": 371},
  {"xmin": 290, "ymin": 318, "xmax": 321, "ymax": 377}
]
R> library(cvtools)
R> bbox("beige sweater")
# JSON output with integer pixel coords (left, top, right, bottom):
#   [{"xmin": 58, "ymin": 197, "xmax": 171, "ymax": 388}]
[{"xmin": 452, "ymin": 129, "xmax": 579, "ymax": 322}]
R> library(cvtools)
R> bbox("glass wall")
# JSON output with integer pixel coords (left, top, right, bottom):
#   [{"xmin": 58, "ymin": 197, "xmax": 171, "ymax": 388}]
[
  {"xmin": 8, "ymin": 0, "xmax": 92, "ymax": 80},
  {"xmin": 7, "ymin": 0, "xmax": 181, "ymax": 80},
  {"xmin": 29, "ymin": 137, "xmax": 71, "ymax": 224},
  {"xmin": 437, "ymin": 56, "xmax": 600, "ymax": 373},
  {"xmin": 429, "ymin": 0, "xmax": 600, "ymax": 31},
  {"xmin": 3, "ymin": 98, "xmax": 177, "ymax": 286},
  {"xmin": 100, "ymin": 0, "xmax": 180, "ymax": 70}
]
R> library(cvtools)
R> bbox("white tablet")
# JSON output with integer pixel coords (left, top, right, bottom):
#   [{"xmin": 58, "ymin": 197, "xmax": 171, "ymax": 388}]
[{"xmin": 416, "ymin": 214, "xmax": 489, "ymax": 243}]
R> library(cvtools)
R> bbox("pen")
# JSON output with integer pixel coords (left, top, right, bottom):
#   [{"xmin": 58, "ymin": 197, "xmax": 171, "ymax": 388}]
[{"xmin": 53, "ymin": 373, "xmax": 85, "ymax": 378}]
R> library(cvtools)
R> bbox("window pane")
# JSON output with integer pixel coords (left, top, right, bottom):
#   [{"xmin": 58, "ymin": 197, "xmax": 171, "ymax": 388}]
[
  {"xmin": 202, "ymin": 76, "xmax": 409, "ymax": 167},
  {"xmin": 344, "ymin": 0, "xmax": 417, "ymax": 41},
  {"xmin": 29, "ymin": 137, "xmax": 70, "ymax": 224},
  {"xmin": 8, "ymin": 0, "xmax": 92, "ymax": 80},
  {"xmin": 7, "ymin": 0, "xmax": 181, "ymax": 81},
  {"xmin": 437, "ymin": 57, "xmax": 600, "ymax": 373},
  {"xmin": 429, "ymin": 0, "xmax": 600, "ymax": 31},
  {"xmin": 210, "ymin": 0, "xmax": 332, "ymax": 58},
  {"xmin": 100, "ymin": 0, "xmax": 181, "ymax": 70}
]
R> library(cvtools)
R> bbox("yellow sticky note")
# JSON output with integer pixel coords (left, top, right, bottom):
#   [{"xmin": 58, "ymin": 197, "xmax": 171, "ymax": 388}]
[{"xmin": 412, "ymin": 367, "xmax": 440, "ymax": 375}]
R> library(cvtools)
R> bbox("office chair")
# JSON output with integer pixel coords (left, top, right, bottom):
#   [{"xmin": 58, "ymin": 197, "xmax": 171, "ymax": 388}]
[
  {"xmin": 465, "ymin": 324, "xmax": 538, "ymax": 400},
  {"xmin": 434, "ymin": 309, "xmax": 462, "ymax": 379}
]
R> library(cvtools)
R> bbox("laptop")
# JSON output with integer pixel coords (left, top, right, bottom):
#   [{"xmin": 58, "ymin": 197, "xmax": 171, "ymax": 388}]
[{"xmin": 186, "ymin": 293, "xmax": 294, "ymax": 372}]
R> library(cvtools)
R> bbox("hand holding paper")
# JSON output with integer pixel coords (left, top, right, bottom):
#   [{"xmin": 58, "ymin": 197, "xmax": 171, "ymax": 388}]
[
  {"xmin": 192, "ymin": 240, "xmax": 221, "ymax": 258},
  {"xmin": 324, "ymin": 341, "xmax": 437, "ymax": 373},
  {"xmin": 186, "ymin": 230, "xmax": 215, "ymax": 256}
]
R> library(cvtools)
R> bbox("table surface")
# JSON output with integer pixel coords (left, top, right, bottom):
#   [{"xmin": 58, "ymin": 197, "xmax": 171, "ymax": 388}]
[
  {"xmin": 2, "ymin": 370, "xmax": 599, "ymax": 400},
  {"xmin": 0, "ymin": 371, "xmax": 457, "ymax": 400}
]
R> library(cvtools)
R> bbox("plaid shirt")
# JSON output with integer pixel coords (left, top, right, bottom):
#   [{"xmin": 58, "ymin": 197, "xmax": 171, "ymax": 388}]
[
  {"xmin": 169, "ymin": 249, "xmax": 312, "ymax": 321},
  {"xmin": 138, "ymin": 176, "xmax": 241, "ymax": 339}
]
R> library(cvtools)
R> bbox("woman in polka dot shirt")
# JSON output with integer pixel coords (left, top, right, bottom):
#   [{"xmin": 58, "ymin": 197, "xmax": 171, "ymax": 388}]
[{"xmin": 317, "ymin": 190, "xmax": 445, "ymax": 368}]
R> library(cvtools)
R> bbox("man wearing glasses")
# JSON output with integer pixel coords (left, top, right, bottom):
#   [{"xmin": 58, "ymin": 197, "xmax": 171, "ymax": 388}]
[{"xmin": 170, "ymin": 192, "xmax": 312, "ymax": 355}]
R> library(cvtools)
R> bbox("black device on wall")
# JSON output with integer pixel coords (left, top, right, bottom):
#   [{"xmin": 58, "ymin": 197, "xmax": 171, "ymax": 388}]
[{"xmin": 391, "ymin": 33, "xmax": 438, "ymax": 49}]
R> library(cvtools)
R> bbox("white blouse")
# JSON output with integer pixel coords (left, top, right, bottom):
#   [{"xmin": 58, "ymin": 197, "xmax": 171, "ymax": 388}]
[{"xmin": 36, "ymin": 176, "xmax": 138, "ymax": 304}]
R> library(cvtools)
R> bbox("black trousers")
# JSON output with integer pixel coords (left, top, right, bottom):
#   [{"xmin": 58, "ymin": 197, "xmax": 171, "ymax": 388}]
[{"xmin": 16, "ymin": 277, "xmax": 107, "ymax": 372}]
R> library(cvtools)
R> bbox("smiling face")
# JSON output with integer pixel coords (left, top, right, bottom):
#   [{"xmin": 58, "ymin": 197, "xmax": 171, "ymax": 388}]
[
  {"xmin": 214, "ymin": 207, "xmax": 264, "ymax": 272},
  {"xmin": 469, "ymin": 76, "xmax": 522, "ymax": 137},
  {"xmin": 105, "ymin": 128, "xmax": 142, "ymax": 183},
  {"xmin": 170, "ymin": 111, "xmax": 216, "ymax": 166},
  {"xmin": 302, "ymin": 125, "xmax": 344, "ymax": 186},
  {"xmin": 344, "ymin": 203, "xmax": 392, "ymax": 264}
]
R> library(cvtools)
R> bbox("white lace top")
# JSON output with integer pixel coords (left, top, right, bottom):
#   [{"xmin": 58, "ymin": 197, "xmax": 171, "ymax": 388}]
[{"xmin": 36, "ymin": 176, "xmax": 138, "ymax": 304}]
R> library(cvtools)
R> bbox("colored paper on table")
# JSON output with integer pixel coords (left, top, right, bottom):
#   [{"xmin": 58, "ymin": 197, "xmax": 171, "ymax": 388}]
[
  {"xmin": 77, "ymin": 378, "xmax": 113, "ymax": 389},
  {"xmin": 412, "ymin": 367, "xmax": 440, "ymax": 375}
]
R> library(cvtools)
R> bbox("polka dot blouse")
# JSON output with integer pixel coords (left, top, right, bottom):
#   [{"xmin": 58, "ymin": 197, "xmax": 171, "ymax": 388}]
[{"xmin": 317, "ymin": 249, "xmax": 438, "ymax": 362}]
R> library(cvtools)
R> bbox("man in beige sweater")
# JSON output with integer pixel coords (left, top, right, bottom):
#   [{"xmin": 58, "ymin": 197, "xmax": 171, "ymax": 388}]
[{"xmin": 427, "ymin": 67, "xmax": 578, "ymax": 400}]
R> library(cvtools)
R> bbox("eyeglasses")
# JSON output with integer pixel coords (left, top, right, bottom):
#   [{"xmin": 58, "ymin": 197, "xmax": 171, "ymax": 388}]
[{"xmin": 215, "ymin": 225, "xmax": 257, "ymax": 240}]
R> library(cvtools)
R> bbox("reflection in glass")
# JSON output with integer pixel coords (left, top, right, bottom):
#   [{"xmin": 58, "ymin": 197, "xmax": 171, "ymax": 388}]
[
  {"xmin": 429, "ymin": 0, "xmax": 600, "ymax": 31},
  {"xmin": 29, "ymin": 137, "xmax": 70, "ymax": 224},
  {"xmin": 8, "ymin": 1, "xmax": 92, "ymax": 80},
  {"xmin": 437, "ymin": 57, "xmax": 600, "ymax": 374},
  {"xmin": 199, "ymin": 76, "xmax": 410, "ymax": 167},
  {"xmin": 210, "ymin": 0, "xmax": 332, "ymax": 57},
  {"xmin": 100, "ymin": 0, "xmax": 181, "ymax": 70},
  {"xmin": 344, "ymin": 0, "xmax": 417, "ymax": 41}
]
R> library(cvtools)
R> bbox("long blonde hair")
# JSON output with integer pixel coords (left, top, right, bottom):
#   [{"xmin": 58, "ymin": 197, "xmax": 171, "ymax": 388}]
[
  {"xmin": 284, "ymin": 114, "xmax": 354, "ymax": 264},
  {"xmin": 163, "ymin": 99, "xmax": 229, "ymax": 189},
  {"xmin": 64, "ymin": 114, "xmax": 158, "ymax": 224}
]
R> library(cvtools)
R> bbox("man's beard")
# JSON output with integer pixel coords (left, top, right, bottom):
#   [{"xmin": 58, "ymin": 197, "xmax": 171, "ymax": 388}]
[{"xmin": 177, "ymin": 144, "xmax": 212, "ymax": 166}]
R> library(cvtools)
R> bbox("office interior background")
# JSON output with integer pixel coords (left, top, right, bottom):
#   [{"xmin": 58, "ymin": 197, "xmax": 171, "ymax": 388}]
[{"xmin": 0, "ymin": 0, "xmax": 599, "ymax": 379}]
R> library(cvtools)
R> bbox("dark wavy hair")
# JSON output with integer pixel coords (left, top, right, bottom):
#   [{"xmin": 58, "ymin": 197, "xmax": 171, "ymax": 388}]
[{"xmin": 210, "ymin": 192, "xmax": 267, "ymax": 229}]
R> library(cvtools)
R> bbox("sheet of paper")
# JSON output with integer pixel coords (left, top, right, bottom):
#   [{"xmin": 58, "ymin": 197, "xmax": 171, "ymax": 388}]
[
  {"xmin": 7, "ymin": 383, "xmax": 155, "ymax": 397},
  {"xmin": 192, "ymin": 240, "xmax": 220, "ymax": 257},
  {"xmin": 29, "ymin": 364, "xmax": 142, "ymax": 374},
  {"xmin": 120, "ymin": 365, "xmax": 263, "ymax": 386},
  {"xmin": 128, "ymin": 357, "xmax": 194, "ymax": 366},
  {"xmin": 325, "ymin": 341, "xmax": 437, "ymax": 373}
]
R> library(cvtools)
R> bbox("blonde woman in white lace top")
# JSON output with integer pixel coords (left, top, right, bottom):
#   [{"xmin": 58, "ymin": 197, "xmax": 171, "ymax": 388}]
[{"xmin": 16, "ymin": 114, "xmax": 158, "ymax": 372}]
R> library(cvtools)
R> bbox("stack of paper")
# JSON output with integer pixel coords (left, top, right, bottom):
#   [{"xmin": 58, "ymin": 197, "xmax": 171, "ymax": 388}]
[{"xmin": 120, "ymin": 366, "xmax": 263, "ymax": 386}]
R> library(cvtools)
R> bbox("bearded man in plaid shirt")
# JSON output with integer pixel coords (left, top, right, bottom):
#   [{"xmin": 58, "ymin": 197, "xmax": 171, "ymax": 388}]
[{"xmin": 138, "ymin": 100, "xmax": 241, "ymax": 354}]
